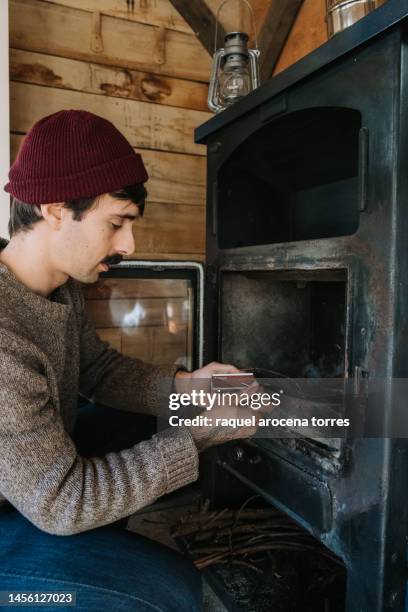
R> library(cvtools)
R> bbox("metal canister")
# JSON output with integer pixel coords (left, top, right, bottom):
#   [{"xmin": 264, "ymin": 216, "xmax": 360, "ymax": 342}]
[{"xmin": 326, "ymin": 0, "xmax": 376, "ymax": 38}]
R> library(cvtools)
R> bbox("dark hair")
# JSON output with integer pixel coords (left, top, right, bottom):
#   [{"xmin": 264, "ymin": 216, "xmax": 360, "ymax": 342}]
[{"xmin": 8, "ymin": 183, "xmax": 148, "ymax": 237}]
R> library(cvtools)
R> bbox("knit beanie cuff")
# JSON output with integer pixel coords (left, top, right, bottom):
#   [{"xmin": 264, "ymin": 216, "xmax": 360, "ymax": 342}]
[
  {"xmin": 5, "ymin": 153, "xmax": 148, "ymax": 204},
  {"xmin": 4, "ymin": 110, "xmax": 149, "ymax": 204}
]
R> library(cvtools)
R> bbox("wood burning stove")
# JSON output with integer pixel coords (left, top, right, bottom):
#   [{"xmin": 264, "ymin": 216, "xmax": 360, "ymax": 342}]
[{"xmin": 195, "ymin": 1, "xmax": 408, "ymax": 610}]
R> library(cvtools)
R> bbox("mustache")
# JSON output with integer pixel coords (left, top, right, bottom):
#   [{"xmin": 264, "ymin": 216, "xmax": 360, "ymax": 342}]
[{"xmin": 101, "ymin": 254, "xmax": 123, "ymax": 266}]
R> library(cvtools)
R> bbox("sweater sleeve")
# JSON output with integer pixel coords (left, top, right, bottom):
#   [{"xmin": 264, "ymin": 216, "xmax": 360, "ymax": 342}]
[
  {"xmin": 75, "ymin": 284, "xmax": 179, "ymax": 417},
  {"xmin": 0, "ymin": 342, "xmax": 198, "ymax": 535}
]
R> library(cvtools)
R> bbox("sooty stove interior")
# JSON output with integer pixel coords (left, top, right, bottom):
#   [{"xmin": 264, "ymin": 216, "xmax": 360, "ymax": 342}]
[
  {"xmin": 218, "ymin": 108, "xmax": 361, "ymax": 248},
  {"xmin": 220, "ymin": 270, "xmax": 347, "ymax": 379}
]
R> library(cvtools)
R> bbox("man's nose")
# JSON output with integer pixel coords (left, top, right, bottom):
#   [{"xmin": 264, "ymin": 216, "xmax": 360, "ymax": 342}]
[{"xmin": 115, "ymin": 226, "xmax": 135, "ymax": 256}]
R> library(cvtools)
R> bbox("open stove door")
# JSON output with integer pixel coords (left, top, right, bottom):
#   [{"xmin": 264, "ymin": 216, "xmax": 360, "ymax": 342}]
[{"xmin": 82, "ymin": 259, "xmax": 205, "ymax": 372}]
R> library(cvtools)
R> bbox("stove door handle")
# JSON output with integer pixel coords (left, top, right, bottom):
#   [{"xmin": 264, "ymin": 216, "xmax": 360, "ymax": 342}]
[
  {"xmin": 358, "ymin": 127, "xmax": 369, "ymax": 212},
  {"xmin": 212, "ymin": 180, "xmax": 218, "ymax": 236}
]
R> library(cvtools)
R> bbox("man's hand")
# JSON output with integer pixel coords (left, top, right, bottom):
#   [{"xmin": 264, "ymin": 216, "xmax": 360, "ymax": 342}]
[
  {"xmin": 174, "ymin": 360, "xmax": 242, "ymax": 408},
  {"xmin": 174, "ymin": 362, "xmax": 261, "ymax": 452},
  {"xmin": 174, "ymin": 361, "xmax": 240, "ymax": 392}
]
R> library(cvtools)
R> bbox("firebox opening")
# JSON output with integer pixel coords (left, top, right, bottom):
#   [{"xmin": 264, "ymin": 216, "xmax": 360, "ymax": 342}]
[
  {"xmin": 217, "ymin": 107, "xmax": 362, "ymax": 248},
  {"xmin": 220, "ymin": 269, "xmax": 347, "ymax": 379}
]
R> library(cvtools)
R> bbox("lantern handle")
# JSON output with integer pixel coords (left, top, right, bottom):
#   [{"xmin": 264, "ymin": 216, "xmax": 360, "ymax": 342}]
[{"xmin": 214, "ymin": 0, "xmax": 259, "ymax": 53}]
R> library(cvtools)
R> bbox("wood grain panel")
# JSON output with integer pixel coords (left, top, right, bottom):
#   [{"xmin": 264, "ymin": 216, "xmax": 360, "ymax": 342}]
[
  {"xmin": 10, "ymin": 0, "xmax": 212, "ymax": 83},
  {"xmin": 132, "ymin": 202, "xmax": 205, "ymax": 255},
  {"xmin": 10, "ymin": 134, "xmax": 206, "ymax": 207},
  {"xmin": 42, "ymin": 0, "xmax": 193, "ymax": 33},
  {"xmin": 141, "ymin": 150, "xmax": 206, "ymax": 206},
  {"xmin": 10, "ymin": 48, "xmax": 209, "ymax": 112},
  {"xmin": 274, "ymin": 0, "xmax": 327, "ymax": 74},
  {"xmin": 10, "ymin": 82, "xmax": 209, "ymax": 156}
]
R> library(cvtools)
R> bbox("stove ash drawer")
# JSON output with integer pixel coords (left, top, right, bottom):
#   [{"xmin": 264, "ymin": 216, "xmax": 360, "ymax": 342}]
[{"xmin": 217, "ymin": 443, "xmax": 333, "ymax": 535}]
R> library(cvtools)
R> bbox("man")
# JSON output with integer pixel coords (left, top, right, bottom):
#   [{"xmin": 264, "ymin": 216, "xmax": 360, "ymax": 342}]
[{"xmin": 0, "ymin": 110, "xmax": 256, "ymax": 611}]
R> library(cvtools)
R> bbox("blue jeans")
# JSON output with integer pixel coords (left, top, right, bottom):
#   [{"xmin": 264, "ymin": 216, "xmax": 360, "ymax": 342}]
[{"xmin": 0, "ymin": 403, "xmax": 202, "ymax": 611}]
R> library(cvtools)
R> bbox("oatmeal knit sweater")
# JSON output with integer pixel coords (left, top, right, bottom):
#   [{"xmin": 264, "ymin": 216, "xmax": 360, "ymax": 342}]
[{"xmin": 0, "ymin": 239, "xmax": 199, "ymax": 535}]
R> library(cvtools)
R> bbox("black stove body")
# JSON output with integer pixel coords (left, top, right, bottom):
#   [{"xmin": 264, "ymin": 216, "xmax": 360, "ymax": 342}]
[{"xmin": 195, "ymin": 2, "xmax": 408, "ymax": 610}]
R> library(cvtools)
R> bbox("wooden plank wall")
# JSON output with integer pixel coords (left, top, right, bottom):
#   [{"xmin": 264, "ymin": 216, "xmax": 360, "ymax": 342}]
[
  {"xmin": 274, "ymin": 0, "xmax": 388, "ymax": 75},
  {"xmin": 274, "ymin": 0, "xmax": 327, "ymax": 74},
  {"xmin": 9, "ymin": 0, "xmax": 213, "ymax": 261}
]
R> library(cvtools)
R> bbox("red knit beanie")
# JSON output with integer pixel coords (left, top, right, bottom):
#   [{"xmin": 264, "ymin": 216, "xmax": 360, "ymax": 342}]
[{"xmin": 4, "ymin": 110, "xmax": 148, "ymax": 204}]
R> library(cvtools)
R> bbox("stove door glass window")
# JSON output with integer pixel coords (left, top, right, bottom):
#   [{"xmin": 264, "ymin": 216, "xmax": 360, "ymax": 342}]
[{"xmin": 83, "ymin": 264, "xmax": 202, "ymax": 370}]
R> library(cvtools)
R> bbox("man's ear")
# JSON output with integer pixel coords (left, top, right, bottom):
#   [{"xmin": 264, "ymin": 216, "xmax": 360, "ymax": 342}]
[{"xmin": 40, "ymin": 203, "xmax": 66, "ymax": 230}]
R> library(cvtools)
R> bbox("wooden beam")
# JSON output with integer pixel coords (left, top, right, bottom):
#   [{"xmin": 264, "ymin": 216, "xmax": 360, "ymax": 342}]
[
  {"xmin": 168, "ymin": 0, "xmax": 226, "ymax": 57},
  {"xmin": 274, "ymin": 0, "xmax": 327, "ymax": 75},
  {"xmin": 258, "ymin": 0, "xmax": 304, "ymax": 83},
  {"xmin": 206, "ymin": 0, "xmax": 252, "ymax": 37}
]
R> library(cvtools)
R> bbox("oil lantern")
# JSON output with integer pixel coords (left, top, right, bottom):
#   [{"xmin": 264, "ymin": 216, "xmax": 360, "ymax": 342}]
[{"xmin": 208, "ymin": 0, "xmax": 260, "ymax": 113}]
